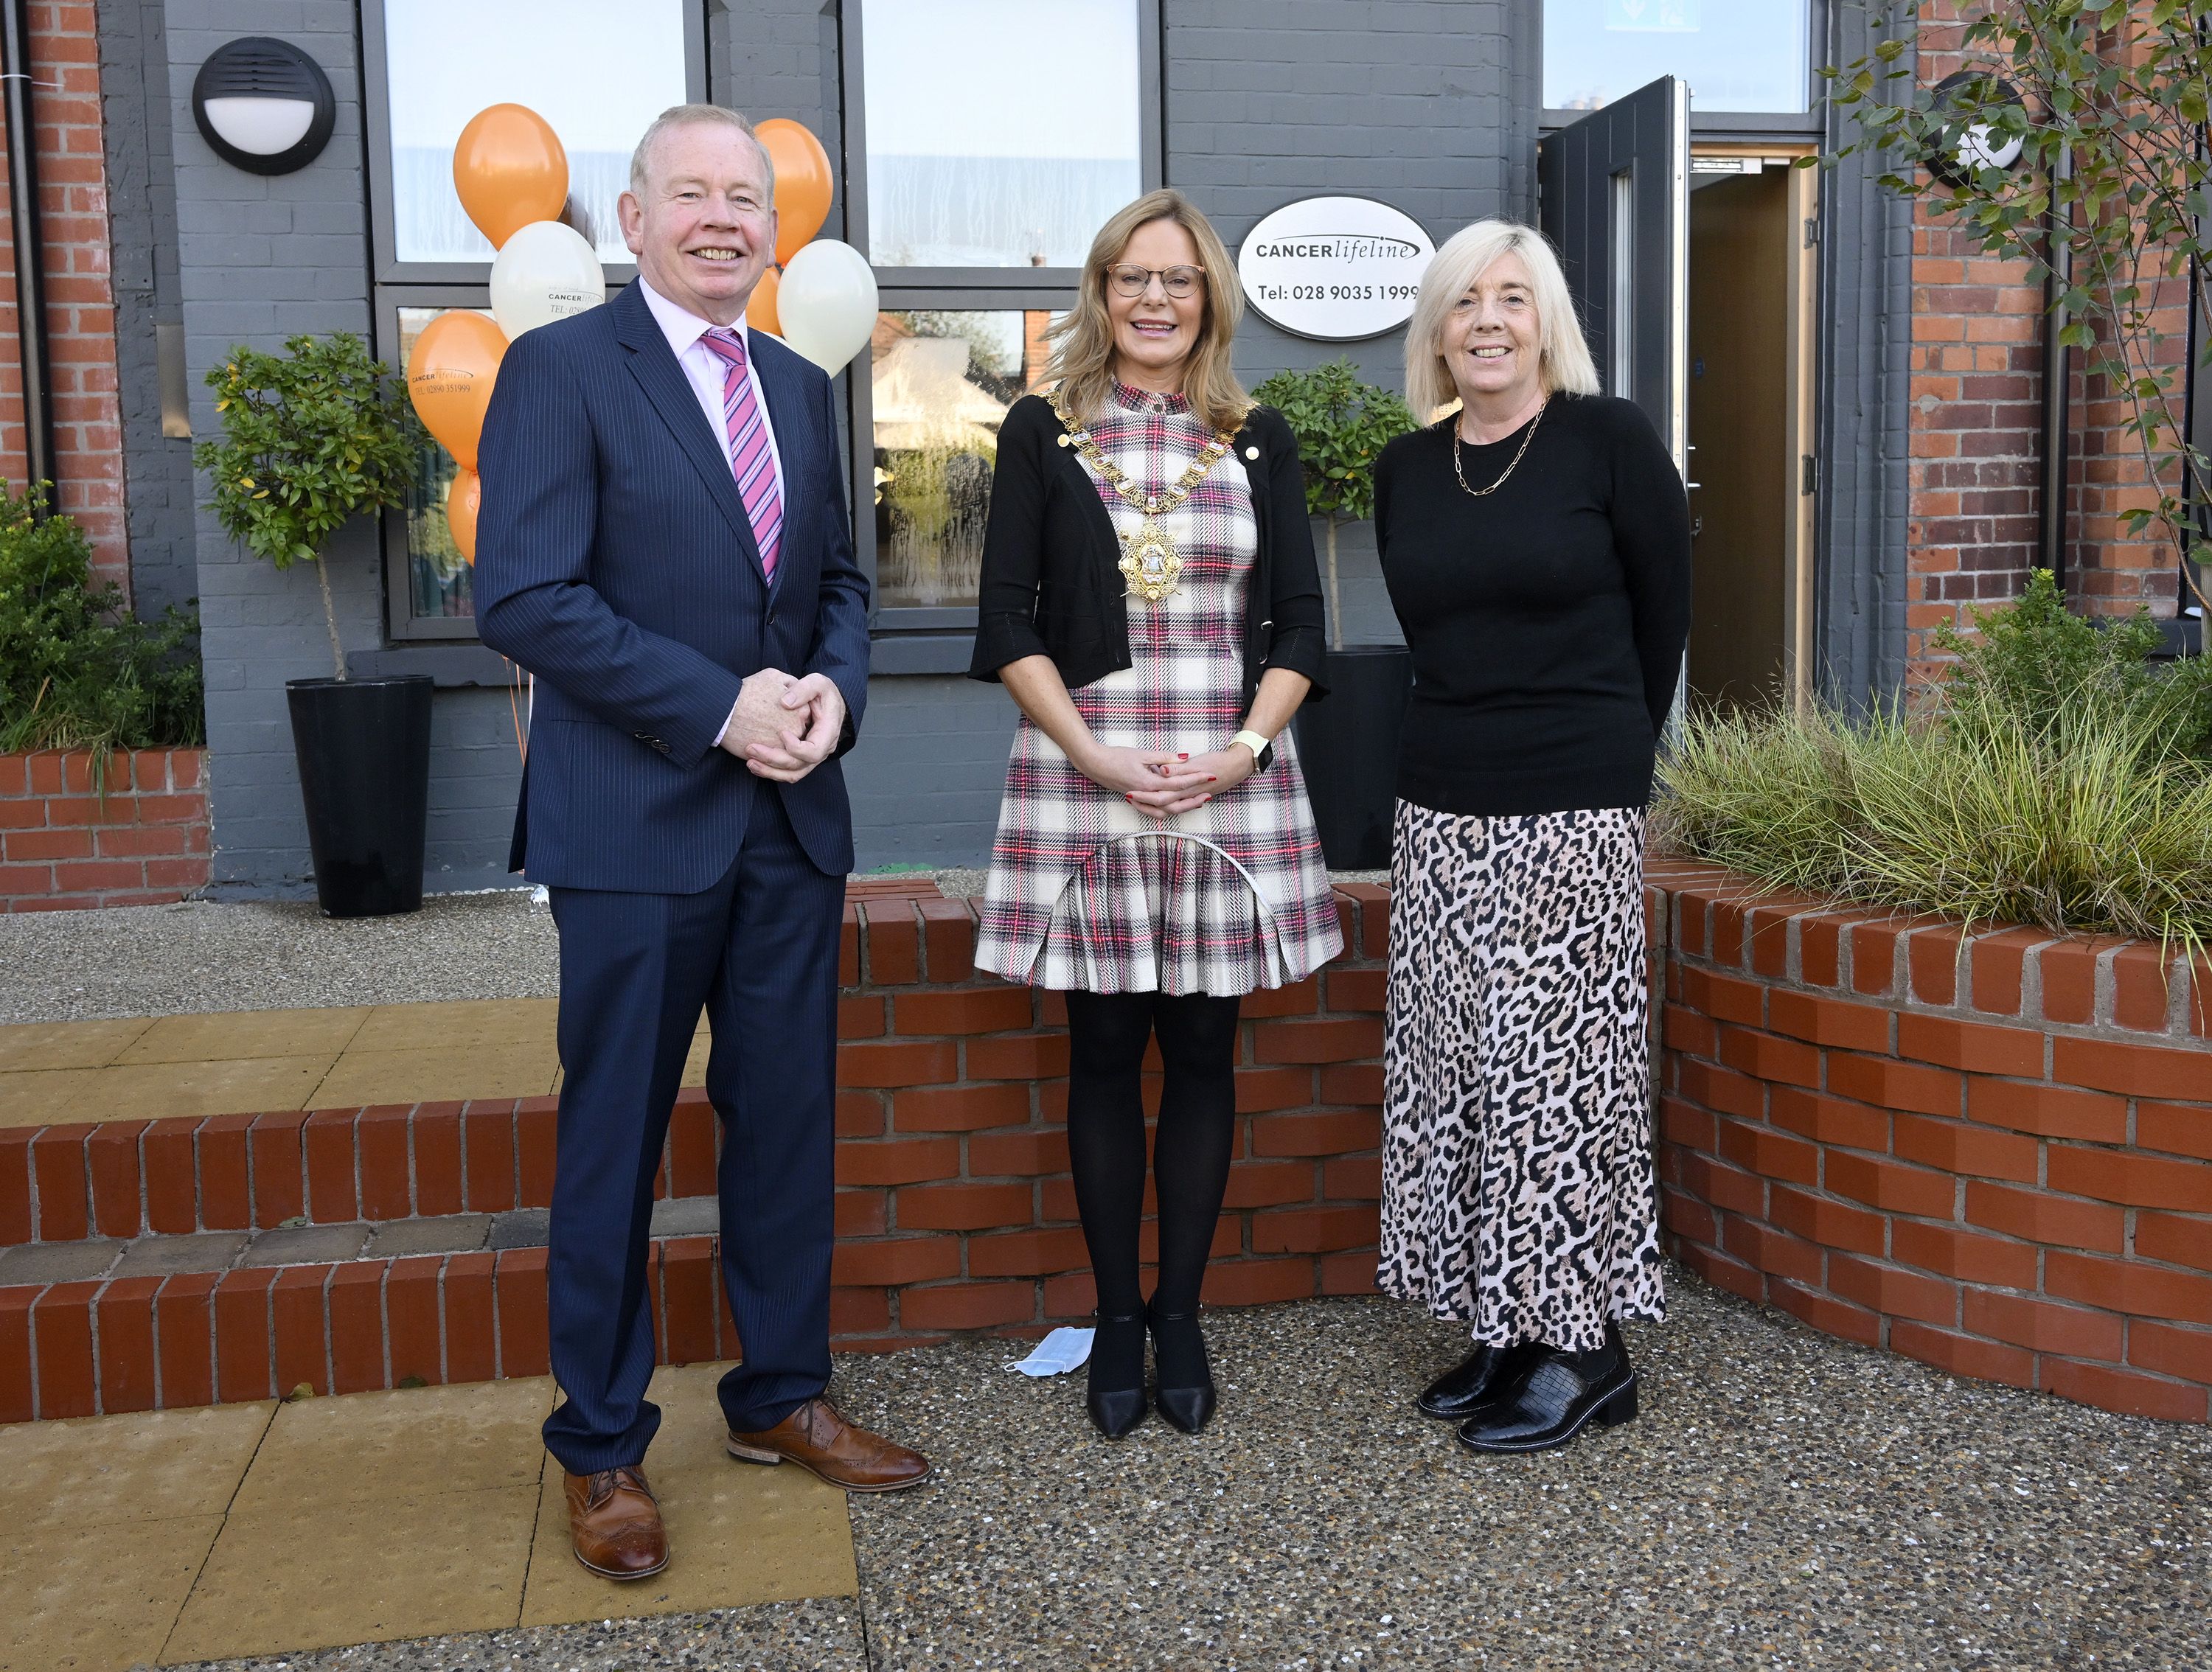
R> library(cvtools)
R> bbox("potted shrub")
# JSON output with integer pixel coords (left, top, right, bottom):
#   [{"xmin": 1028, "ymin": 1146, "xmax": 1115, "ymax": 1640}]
[
  {"xmin": 196, "ymin": 332, "xmax": 428, "ymax": 917},
  {"xmin": 1253, "ymin": 358, "xmax": 1416, "ymax": 868}
]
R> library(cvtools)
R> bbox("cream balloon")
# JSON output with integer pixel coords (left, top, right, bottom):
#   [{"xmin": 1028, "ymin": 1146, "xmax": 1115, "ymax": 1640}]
[
  {"xmin": 773, "ymin": 240, "xmax": 878, "ymax": 374},
  {"xmin": 487, "ymin": 220, "xmax": 605, "ymax": 338}
]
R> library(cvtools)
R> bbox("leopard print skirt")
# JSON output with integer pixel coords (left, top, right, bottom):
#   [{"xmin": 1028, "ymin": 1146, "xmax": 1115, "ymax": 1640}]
[{"xmin": 1377, "ymin": 801, "xmax": 1665, "ymax": 1351}]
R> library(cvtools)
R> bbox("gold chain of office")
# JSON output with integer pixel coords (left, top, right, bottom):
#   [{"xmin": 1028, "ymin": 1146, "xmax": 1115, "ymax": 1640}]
[
  {"xmin": 1048, "ymin": 385, "xmax": 1242, "ymax": 604},
  {"xmin": 1449, "ymin": 397, "xmax": 1549, "ymax": 498}
]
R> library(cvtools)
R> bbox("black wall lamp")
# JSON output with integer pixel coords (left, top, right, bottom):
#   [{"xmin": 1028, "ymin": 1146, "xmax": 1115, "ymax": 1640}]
[
  {"xmin": 192, "ymin": 37, "xmax": 336, "ymax": 175},
  {"xmin": 1925, "ymin": 71, "xmax": 2028, "ymax": 188}
]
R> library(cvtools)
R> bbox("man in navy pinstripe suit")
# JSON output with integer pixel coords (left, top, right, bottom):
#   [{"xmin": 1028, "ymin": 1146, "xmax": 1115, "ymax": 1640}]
[{"xmin": 476, "ymin": 104, "xmax": 929, "ymax": 1584}]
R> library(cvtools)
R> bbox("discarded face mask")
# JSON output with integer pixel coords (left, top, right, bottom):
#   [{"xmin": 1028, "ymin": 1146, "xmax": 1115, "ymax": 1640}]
[{"xmin": 1006, "ymin": 1326, "xmax": 1094, "ymax": 1377}]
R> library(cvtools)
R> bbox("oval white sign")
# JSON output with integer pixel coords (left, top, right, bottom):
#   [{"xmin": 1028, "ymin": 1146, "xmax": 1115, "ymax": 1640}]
[{"xmin": 1237, "ymin": 196, "xmax": 1435, "ymax": 341}]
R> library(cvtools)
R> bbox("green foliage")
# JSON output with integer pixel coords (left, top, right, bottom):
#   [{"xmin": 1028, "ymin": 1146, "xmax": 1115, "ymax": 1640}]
[
  {"xmin": 194, "ymin": 332, "xmax": 420, "ymax": 570},
  {"xmin": 1823, "ymin": 3, "xmax": 2212, "ymax": 606},
  {"xmin": 1252, "ymin": 358, "xmax": 1415, "ymax": 525},
  {"xmin": 1657, "ymin": 574, "xmax": 2212, "ymax": 946},
  {"xmin": 0, "ymin": 482, "xmax": 204, "ymax": 761}
]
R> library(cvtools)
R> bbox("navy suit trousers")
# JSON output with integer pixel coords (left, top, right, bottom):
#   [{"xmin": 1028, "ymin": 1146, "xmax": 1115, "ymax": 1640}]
[{"xmin": 540, "ymin": 786, "xmax": 841, "ymax": 1472}]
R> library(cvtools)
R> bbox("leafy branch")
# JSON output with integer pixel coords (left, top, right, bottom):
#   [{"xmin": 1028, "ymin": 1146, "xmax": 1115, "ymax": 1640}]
[
  {"xmin": 194, "ymin": 332, "xmax": 420, "ymax": 680},
  {"xmin": 1252, "ymin": 358, "xmax": 1415, "ymax": 650},
  {"xmin": 1823, "ymin": 0, "xmax": 2211, "ymax": 616}
]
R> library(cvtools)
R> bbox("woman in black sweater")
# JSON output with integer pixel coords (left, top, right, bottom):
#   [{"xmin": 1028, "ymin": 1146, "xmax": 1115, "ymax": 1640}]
[{"xmin": 1374, "ymin": 220, "xmax": 1690, "ymax": 1455}]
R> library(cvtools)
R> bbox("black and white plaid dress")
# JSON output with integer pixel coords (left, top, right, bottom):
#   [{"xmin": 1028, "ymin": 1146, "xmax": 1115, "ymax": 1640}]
[{"xmin": 975, "ymin": 382, "xmax": 1343, "ymax": 996}]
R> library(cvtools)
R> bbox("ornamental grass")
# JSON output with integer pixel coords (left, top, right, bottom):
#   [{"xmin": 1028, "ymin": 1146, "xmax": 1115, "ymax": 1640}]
[{"xmin": 1654, "ymin": 573, "xmax": 2212, "ymax": 947}]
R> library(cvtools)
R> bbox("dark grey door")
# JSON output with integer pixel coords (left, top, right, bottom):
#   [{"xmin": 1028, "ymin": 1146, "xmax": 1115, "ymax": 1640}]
[{"xmin": 1538, "ymin": 76, "xmax": 1691, "ymax": 473}]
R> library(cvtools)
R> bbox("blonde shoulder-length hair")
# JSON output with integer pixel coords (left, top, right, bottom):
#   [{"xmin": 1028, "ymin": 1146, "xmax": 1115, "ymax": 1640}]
[
  {"xmin": 1403, "ymin": 220, "xmax": 1601, "ymax": 419},
  {"xmin": 1043, "ymin": 189, "xmax": 1251, "ymax": 435}
]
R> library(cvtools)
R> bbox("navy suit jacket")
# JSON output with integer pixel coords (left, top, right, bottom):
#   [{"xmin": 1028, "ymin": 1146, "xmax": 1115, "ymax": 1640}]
[{"xmin": 473, "ymin": 281, "xmax": 869, "ymax": 893}]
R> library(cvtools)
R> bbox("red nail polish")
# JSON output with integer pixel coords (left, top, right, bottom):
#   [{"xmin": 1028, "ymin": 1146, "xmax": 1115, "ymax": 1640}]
[{"xmin": 1178, "ymin": 753, "xmax": 1189, "ymax": 760}]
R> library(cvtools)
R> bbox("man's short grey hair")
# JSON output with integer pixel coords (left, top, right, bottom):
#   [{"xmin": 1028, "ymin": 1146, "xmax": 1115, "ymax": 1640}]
[{"xmin": 627, "ymin": 103, "xmax": 776, "ymax": 198}]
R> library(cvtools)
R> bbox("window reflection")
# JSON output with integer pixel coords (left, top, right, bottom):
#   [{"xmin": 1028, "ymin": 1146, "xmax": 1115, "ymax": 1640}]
[
  {"xmin": 872, "ymin": 310, "xmax": 1054, "ymax": 608},
  {"xmin": 1543, "ymin": 0, "xmax": 1809, "ymax": 114},
  {"xmin": 861, "ymin": 0, "xmax": 1141, "ymax": 267},
  {"xmin": 396, "ymin": 306, "xmax": 476, "ymax": 621},
  {"xmin": 380, "ymin": 0, "xmax": 688, "ymax": 263}
]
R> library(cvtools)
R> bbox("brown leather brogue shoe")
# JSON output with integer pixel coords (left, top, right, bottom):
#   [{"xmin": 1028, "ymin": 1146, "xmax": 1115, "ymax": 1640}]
[
  {"xmin": 726, "ymin": 1396, "xmax": 931, "ymax": 1492},
  {"xmin": 563, "ymin": 1465, "xmax": 669, "ymax": 1580}
]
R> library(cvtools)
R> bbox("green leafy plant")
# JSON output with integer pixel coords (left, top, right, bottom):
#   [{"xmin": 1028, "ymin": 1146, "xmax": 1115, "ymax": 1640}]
[
  {"xmin": 1823, "ymin": 1, "xmax": 2212, "ymax": 612},
  {"xmin": 1252, "ymin": 358, "xmax": 1415, "ymax": 649},
  {"xmin": 194, "ymin": 332, "xmax": 420, "ymax": 680},
  {"xmin": 0, "ymin": 481, "xmax": 204, "ymax": 776},
  {"xmin": 1657, "ymin": 573, "xmax": 2212, "ymax": 946}
]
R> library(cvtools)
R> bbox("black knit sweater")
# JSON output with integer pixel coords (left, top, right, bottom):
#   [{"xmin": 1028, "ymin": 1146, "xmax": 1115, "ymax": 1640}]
[{"xmin": 1374, "ymin": 393, "xmax": 1692, "ymax": 818}]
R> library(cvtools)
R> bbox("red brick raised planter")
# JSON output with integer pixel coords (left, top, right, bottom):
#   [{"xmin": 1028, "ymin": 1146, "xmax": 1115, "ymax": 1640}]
[
  {"xmin": 10, "ymin": 870, "xmax": 2209, "ymax": 1427},
  {"xmin": 0, "ymin": 749, "xmax": 211, "ymax": 910},
  {"xmin": 1649, "ymin": 858, "xmax": 2212, "ymax": 1424}
]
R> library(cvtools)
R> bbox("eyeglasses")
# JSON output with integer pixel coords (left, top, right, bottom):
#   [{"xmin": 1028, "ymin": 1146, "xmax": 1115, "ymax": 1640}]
[{"xmin": 1105, "ymin": 263, "xmax": 1206, "ymax": 299}]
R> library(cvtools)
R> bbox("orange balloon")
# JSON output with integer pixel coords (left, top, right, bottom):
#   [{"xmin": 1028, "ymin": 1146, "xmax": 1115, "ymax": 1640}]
[
  {"xmin": 406, "ymin": 310, "xmax": 508, "ymax": 473},
  {"xmin": 448, "ymin": 469, "xmax": 481, "ymax": 565},
  {"xmin": 754, "ymin": 118, "xmax": 832, "ymax": 265},
  {"xmin": 747, "ymin": 265, "xmax": 782, "ymax": 335},
  {"xmin": 453, "ymin": 104, "xmax": 569, "ymax": 251}
]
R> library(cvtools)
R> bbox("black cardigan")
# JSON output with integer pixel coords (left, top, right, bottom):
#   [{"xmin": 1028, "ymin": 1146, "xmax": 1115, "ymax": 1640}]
[{"xmin": 967, "ymin": 394, "xmax": 1329, "ymax": 720}]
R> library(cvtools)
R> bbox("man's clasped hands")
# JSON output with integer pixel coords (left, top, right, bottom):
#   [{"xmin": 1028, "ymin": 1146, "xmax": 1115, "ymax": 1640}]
[{"xmin": 719, "ymin": 669, "xmax": 846, "ymax": 783}]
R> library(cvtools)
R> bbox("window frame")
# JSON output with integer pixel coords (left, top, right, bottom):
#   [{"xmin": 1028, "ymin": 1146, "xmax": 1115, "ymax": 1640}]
[
  {"xmin": 841, "ymin": 0, "xmax": 1163, "ymax": 296},
  {"xmin": 1537, "ymin": 0, "xmax": 1830, "ymax": 136},
  {"xmin": 856, "ymin": 288, "xmax": 1076, "ymax": 662},
  {"xmin": 359, "ymin": 0, "xmax": 708, "ymax": 288},
  {"xmin": 363, "ymin": 0, "xmax": 706, "ymax": 644}
]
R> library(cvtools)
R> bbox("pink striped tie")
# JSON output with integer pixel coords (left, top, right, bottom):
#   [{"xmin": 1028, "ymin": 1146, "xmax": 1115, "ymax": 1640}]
[{"xmin": 699, "ymin": 327, "xmax": 782, "ymax": 580}]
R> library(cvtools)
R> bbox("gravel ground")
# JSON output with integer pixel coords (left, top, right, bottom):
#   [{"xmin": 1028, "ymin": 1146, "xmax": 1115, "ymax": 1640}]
[
  {"xmin": 0, "ymin": 870, "xmax": 1393, "ymax": 1026},
  {"xmin": 162, "ymin": 1275, "xmax": 2209, "ymax": 1672}
]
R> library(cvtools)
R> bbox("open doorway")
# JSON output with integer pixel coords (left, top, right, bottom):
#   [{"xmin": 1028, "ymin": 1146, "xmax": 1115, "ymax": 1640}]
[{"xmin": 1685, "ymin": 148, "xmax": 1818, "ymax": 713}]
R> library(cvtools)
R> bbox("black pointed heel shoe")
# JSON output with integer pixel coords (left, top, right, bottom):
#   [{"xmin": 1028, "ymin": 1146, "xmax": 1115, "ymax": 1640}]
[
  {"xmin": 1456, "ymin": 1321, "xmax": 1639, "ymax": 1455},
  {"xmin": 1147, "ymin": 1305, "xmax": 1216, "ymax": 1435},
  {"xmin": 1085, "ymin": 1311, "xmax": 1150, "ymax": 1440},
  {"xmin": 1416, "ymin": 1340, "xmax": 1545, "ymax": 1420}
]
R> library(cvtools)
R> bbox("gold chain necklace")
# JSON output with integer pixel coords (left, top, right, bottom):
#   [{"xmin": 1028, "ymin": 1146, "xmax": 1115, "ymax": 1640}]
[
  {"xmin": 1449, "ymin": 397, "xmax": 1548, "ymax": 498},
  {"xmin": 1048, "ymin": 385, "xmax": 1241, "ymax": 603}
]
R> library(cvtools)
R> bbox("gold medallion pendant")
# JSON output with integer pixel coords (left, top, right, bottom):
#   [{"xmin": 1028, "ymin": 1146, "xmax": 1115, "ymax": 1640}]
[{"xmin": 1119, "ymin": 517, "xmax": 1182, "ymax": 603}]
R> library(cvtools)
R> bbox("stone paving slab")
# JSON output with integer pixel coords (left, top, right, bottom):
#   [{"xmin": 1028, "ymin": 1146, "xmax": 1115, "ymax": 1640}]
[{"xmin": 133, "ymin": 1273, "xmax": 2212, "ymax": 1672}]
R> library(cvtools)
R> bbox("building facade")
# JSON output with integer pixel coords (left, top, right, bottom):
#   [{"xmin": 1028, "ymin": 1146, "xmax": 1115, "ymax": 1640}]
[{"xmin": 0, "ymin": 0, "xmax": 2194, "ymax": 896}]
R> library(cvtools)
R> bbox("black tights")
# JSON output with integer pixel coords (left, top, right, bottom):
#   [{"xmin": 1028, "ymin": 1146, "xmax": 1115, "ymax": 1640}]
[{"xmin": 1064, "ymin": 989, "xmax": 1241, "ymax": 1376}]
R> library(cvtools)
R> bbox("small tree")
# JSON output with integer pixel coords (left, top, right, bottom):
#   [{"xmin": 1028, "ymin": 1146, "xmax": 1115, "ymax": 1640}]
[
  {"xmin": 1823, "ymin": 1, "xmax": 2211, "ymax": 615},
  {"xmin": 195, "ymin": 332, "xmax": 420, "ymax": 680},
  {"xmin": 1253, "ymin": 358, "xmax": 1414, "ymax": 650}
]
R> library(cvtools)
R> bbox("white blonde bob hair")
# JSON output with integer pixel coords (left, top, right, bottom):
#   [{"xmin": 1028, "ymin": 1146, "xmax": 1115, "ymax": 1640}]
[{"xmin": 1403, "ymin": 220, "xmax": 1600, "ymax": 419}]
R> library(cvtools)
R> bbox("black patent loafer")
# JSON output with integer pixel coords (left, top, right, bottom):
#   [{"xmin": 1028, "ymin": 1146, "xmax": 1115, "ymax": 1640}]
[
  {"xmin": 1147, "ymin": 1306, "xmax": 1217, "ymax": 1435},
  {"xmin": 1085, "ymin": 1311, "xmax": 1149, "ymax": 1440},
  {"xmin": 1416, "ymin": 1340, "xmax": 1545, "ymax": 1421},
  {"xmin": 1456, "ymin": 1323, "xmax": 1640, "ymax": 1455}
]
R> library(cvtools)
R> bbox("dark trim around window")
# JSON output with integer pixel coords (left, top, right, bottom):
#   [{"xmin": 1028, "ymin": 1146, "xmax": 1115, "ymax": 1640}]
[
  {"xmin": 359, "ymin": 0, "xmax": 708, "ymax": 288},
  {"xmin": 840, "ymin": 0, "xmax": 1163, "ymax": 296},
  {"xmin": 1537, "ymin": 1, "xmax": 1829, "ymax": 136}
]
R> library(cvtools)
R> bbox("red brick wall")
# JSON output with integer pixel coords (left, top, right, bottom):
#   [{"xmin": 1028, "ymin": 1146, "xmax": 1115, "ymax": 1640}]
[
  {"xmin": 0, "ymin": 749, "xmax": 211, "ymax": 909},
  {"xmin": 0, "ymin": 888, "xmax": 1393, "ymax": 1420},
  {"xmin": 0, "ymin": 1, "xmax": 125, "ymax": 592},
  {"xmin": 1906, "ymin": 1, "xmax": 2189, "ymax": 678},
  {"xmin": 1649, "ymin": 857, "xmax": 2212, "ymax": 1424}
]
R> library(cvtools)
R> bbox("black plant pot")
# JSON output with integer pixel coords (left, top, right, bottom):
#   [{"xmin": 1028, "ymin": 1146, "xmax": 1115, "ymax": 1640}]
[
  {"xmin": 1294, "ymin": 645, "xmax": 1412, "ymax": 871},
  {"xmin": 285, "ymin": 675, "xmax": 434, "ymax": 918}
]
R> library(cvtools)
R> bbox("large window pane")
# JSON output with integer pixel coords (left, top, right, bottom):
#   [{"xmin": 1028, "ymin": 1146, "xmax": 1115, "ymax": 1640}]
[
  {"xmin": 1544, "ymin": 0, "xmax": 1809, "ymax": 114},
  {"xmin": 396, "ymin": 307, "xmax": 477, "ymax": 621},
  {"xmin": 862, "ymin": 0, "xmax": 1141, "ymax": 268},
  {"xmin": 872, "ymin": 310, "xmax": 1054, "ymax": 608},
  {"xmin": 381, "ymin": 0, "xmax": 689, "ymax": 263}
]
